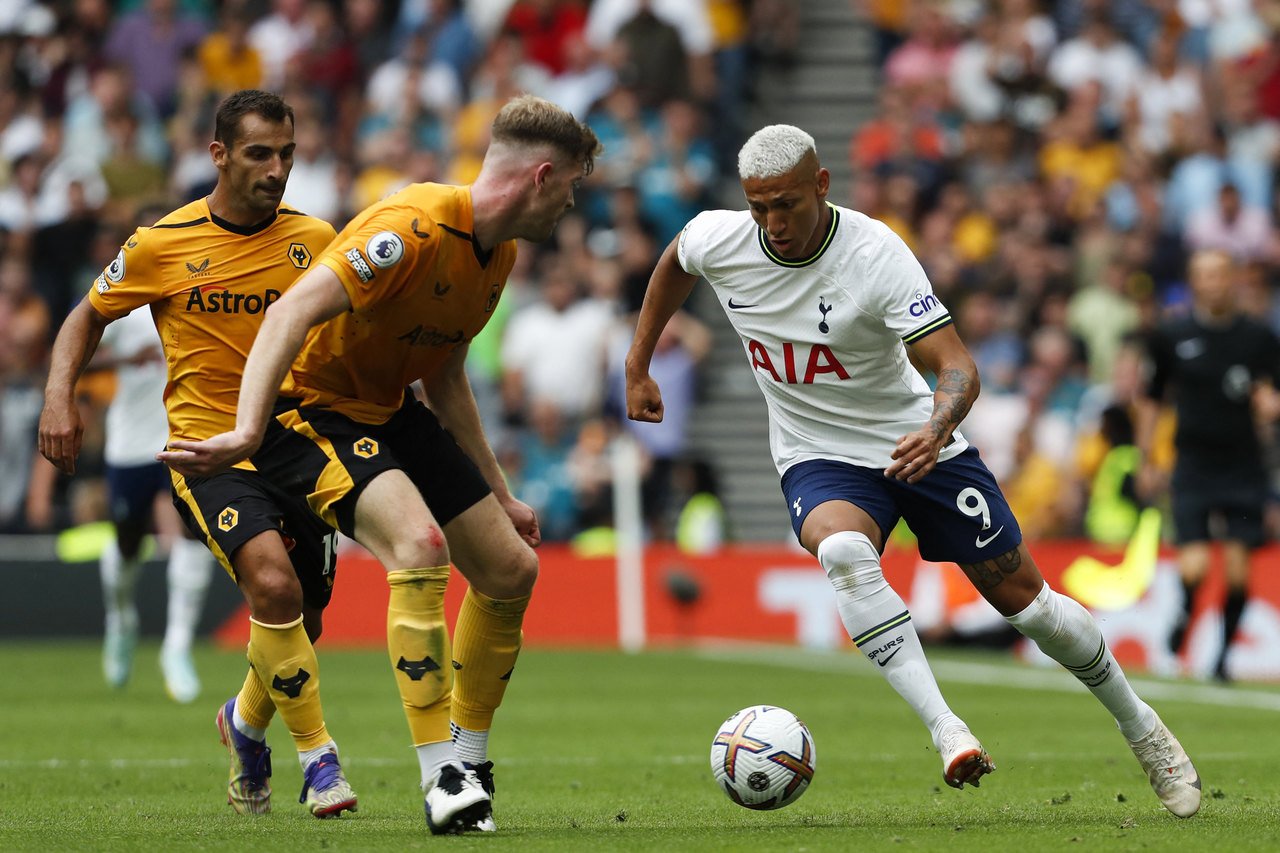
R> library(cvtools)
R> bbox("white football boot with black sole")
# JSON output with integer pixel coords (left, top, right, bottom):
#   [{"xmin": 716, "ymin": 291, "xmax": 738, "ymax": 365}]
[{"xmin": 424, "ymin": 764, "xmax": 492, "ymax": 834}]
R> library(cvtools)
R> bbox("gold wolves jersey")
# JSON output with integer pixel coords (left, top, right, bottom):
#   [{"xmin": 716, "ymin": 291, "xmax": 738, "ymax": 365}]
[
  {"xmin": 286, "ymin": 182, "xmax": 516, "ymax": 423},
  {"xmin": 88, "ymin": 198, "xmax": 336, "ymax": 458}
]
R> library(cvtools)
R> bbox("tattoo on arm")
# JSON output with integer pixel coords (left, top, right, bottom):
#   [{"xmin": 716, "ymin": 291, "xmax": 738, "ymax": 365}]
[
  {"xmin": 958, "ymin": 547, "xmax": 1022, "ymax": 591},
  {"xmin": 927, "ymin": 368, "xmax": 975, "ymax": 440}
]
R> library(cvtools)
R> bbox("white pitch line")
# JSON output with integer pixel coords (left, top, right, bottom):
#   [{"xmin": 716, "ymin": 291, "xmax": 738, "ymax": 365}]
[
  {"xmin": 0, "ymin": 754, "xmax": 710, "ymax": 771},
  {"xmin": 693, "ymin": 643, "xmax": 1280, "ymax": 712}
]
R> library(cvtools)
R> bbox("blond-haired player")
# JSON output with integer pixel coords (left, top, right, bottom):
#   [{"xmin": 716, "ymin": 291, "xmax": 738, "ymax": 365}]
[{"xmin": 162, "ymin": 94, "xmax": 601, "ymax": 833}]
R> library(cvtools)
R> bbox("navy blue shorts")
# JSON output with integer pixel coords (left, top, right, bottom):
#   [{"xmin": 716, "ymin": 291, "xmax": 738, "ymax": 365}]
[
  {"xmin": 105, "ymin": 462, "xmax": 170, "ymax": 527},
  {"xmin": 780, "ymin": 447, "xmax": 1022, "ymax": 564}
]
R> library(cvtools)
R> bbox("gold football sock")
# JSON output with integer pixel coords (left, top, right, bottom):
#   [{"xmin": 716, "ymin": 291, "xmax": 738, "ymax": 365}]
[
  {"xmin": 386, "ymin": 566, "xmax": 453, "ymax": 745},
  {"xmin": 247, "ymin": 615, "xmax": 330, "ymax": 751},
  {"xmin": 236, "ymin": 665, "xmax": 276, "ymax": 731},
  {"xmin": 451, "ymin": 587, "xmax": 530, "ymax": 732}
]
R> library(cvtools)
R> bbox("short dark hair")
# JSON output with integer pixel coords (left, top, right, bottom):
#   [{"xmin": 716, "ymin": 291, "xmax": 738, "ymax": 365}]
[
  {"xmin": 491, "ymin": 94, "xmax": 602, "ymax": 176},
  {"xmin": 214, "ymin": 89, "xmax": 294, "ymax": 148}
]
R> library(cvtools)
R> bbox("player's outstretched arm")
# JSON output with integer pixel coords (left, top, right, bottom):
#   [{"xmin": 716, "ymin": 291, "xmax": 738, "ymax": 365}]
[
  {"xmin": 888, "ymin": 325, "xmax": 980, "ymax": 484},
  {"xmin": 625, "ymin": 235, "xmax": 699, "ymax": 423},
  {"xmin": 38, "ymin": 298, "xmax": 113, "ymax": 475},
  {"xmin": 423, "ymin": 344, "xmax": 541, "ymax": 547},
  {"xmin": 158, "ymin": 266, "xmax": 352, "ymax": 476}
]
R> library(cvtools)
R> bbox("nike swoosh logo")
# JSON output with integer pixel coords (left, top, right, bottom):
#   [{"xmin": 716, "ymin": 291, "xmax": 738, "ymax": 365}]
[
  {"xmin": 727, "ymin": 299, "xmax": 757, "ymax": 309},
  {"xmin": 975, "ymin": 526, "xmax": 1005, "ymax": 548},
  {"xmin": 875, "ymin": 647, "xmax": 901, "ymax": 667}
]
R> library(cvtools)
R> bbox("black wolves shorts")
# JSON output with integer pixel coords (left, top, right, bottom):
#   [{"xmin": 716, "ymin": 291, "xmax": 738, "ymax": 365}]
[
  {"xmin": 257, "ymin": 393, "xmax": 492, "ymax": 538},
  {"xmin": 170, "ymin": 467, "xmax": 339, "ymax": 609}
]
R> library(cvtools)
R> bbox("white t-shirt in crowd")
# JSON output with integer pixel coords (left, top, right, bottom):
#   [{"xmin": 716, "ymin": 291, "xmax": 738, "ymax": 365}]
[{"xmin": 502, "ymin": 297, "xmax": 616, "ymax": 420}]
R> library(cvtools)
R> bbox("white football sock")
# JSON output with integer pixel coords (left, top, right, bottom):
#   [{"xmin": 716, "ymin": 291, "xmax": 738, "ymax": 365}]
[
  {"xmin": 299, "ymin": 740, "xmax": 339, "ymax": 770},
  {"xmin": 450, "ymin": 721, "xmax": 489, "ymax": 765},
  {"xmin": 162, "ymin": 538, "xmax": 214, "ymax": 655},
  {"xmin": 819, "ymin": 532, "xmax": 959, "ymax": 742},
  {"xmin": 232, "ymin": 705, "xmax": 268, "ymax": 742},
  {"xmin": 416, "ymin": 740, "xmax": 461, "ymax": 790},
  {"xmin": 1006, "ymin": 583, "xmax": 1156, "ymax": 740},
  {"xmin": 100, "ymin": 539, "xmax": 141, "ymax": 635}
]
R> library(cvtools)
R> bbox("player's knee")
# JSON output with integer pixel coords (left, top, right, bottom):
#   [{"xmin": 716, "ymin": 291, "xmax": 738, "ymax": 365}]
[
  {"xmin": 463, "ymin": 544, "xmax": 538, "ymax": 599},
  {"xmin": 490, "ymin": 546, "xmax": 539, "ymax": 599},
  {"xmin": 816, "ymin": 531, "xmax": 883, "ymax": 593},
  {"xmin": 240, "ymin": 565, "xmax": 305, "ymax": 620},
  {"xmin": 387, "ymin": 524, "xmax": 450, "ymax": 571}
]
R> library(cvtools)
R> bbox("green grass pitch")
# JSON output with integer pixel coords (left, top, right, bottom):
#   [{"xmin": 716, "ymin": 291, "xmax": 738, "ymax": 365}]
[{"xmin": 2, "ymin": 641, "xmax": 1278, "ymax": 851}]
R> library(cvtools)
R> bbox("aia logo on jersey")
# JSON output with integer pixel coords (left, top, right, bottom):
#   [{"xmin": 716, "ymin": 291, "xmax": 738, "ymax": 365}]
[
  {"xmin": 748, "ymin": 340, "xmax": 850, "ymax": 384},
  {"xmin": 185, "ymin": 286, "xmax": 281, "ymax": 314},
  {"xmin": 908, "ymin": 292, "xmax": 939, "ymax": 317}
]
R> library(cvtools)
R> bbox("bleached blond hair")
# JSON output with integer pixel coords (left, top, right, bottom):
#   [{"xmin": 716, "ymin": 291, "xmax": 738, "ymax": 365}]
[{"xmin": 737, "ymin": 125, "xmax": 816, "ymax": 180}]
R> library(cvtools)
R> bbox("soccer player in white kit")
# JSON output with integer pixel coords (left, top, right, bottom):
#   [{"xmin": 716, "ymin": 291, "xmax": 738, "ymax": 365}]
[
  {"xmin": 625, "ymin": 125, "xmax": 1202, "ymax": 818},
  {"xmin": 96, "ymin": 306, "xmax": 214, "ymax": 703}
]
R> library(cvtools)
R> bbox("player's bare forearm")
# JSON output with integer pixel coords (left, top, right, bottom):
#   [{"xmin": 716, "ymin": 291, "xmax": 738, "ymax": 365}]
[
  {"xmin": 626, "ymin": 237, "xmax": 697, "ymax": 378},
  {"xmin": 237, "ymin": 268, "xmax": 352, "ymax": 438},
  {"xmin": 425, "ymin": 347, "xmax": 541, "ymax": 546},
  {"xmin": 925, "ymin": 366, "xmax": 977, "ymax": 444},
  {"xmin": 38, "ymin": 299, "xmax": 111, "ymax": 474},
  {"xmin": 890, "ymin": 326, "xmax": 979, "ymax": 482},
  {"xmin": 159, "ymin": 268, "xmax": 352, "ymax": 475},
  {"xmin": 626, "ymin": 236, "xmax": 697, "ymax": 422},
  {"xmin": 236, "ymin": 307, "xmax": 308, "ymax": 439},
  {"xmin": 423, "ymin": 346, "xmax": 511, "ymax": 501},
  {"xmin": 43, "ymin": 299, "xmax": 107, "ymax": 406}
]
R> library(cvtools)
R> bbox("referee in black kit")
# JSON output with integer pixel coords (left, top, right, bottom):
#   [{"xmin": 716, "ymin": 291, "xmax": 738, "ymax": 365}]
[{"xmin": 1137, "ymin": 249, "xmax": 1280, "ymax": 682}]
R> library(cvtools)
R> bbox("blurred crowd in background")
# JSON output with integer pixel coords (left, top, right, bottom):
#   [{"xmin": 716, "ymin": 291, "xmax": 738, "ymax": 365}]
[
  {"xmin": 858, "ymin": 0, "xmax": 1280, "ymax": 546},
  {"xmin": 3, "ymin": 0, "xmax": 1280, "ymax": 549},
  {"xmin": 0, "ymin": 0, "xmax": 799, "ymax": 544}
]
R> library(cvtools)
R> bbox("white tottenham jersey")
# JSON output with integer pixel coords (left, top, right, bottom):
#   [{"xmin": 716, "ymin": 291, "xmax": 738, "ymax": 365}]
[
  {"xmin": 99, "ymin": 305, "xmax": 170, "ymax": 467},
  {"xmin": 678, "ymin": 203, "xmax": 968, "ymax": 475}
]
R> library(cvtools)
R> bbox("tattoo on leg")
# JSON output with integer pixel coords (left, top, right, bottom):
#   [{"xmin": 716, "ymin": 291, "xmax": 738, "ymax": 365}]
[{"xmin": 958, "ymin": 547, "xmax": 1022, "ymax": 591}]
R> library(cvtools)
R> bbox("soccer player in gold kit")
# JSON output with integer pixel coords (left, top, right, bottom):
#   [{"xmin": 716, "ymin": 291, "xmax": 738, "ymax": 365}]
[
  {"xmin": 38, "ymin": 90, "xmax": 357, "ymax": 818},
  {"xmin": 162, "ymin": 94, "xmax": 601, "ymax": 834}
]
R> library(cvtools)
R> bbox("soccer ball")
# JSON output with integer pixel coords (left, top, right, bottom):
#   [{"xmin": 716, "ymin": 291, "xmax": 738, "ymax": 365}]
[{"xmin": 710, "ymin": 705, "xmax": 816, "ymax": 810}]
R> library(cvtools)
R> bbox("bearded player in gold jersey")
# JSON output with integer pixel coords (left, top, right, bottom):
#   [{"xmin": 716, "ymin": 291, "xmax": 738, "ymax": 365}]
[
  {"xmin": 162, "ymin": 94, "xmax": 601, "ymax": 834},
  {"xmin": 38, "ymin": 91, "xmax": 357, "ymax": 819}
]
